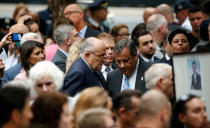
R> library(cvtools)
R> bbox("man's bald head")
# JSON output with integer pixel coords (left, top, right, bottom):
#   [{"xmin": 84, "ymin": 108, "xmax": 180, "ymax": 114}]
[
  {"xmin": 156, "ymin": 4, "xmax": 174, "ymax": 23},
  {"xmin": 64, "ymin": 4, "xmax": 84, "ymax": 30},
  {"xmin": 143, "ymin": 7, "xmax": 158, "ymax": 23},
  {"xmin": 9, "ymin": 24, "xmax": 29, "ymax": 34},
  {"xmin": 137, "ymin": 90, "xmax": 171, "ymax": 119}
]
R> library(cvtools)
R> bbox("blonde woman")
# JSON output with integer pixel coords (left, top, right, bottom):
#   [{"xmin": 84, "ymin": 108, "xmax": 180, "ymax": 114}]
[
  {"xmin": 65, "ymin": 38, "xmax": 84, "ymax": 73},
  {"xmin": 71, "ymin": 87, "xmax": 112, "ymax": 128}
]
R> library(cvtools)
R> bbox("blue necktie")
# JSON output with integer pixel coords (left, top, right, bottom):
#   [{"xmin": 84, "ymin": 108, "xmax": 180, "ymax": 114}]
[{"xmin": 122, "ymin": 76, "xmax": 130, "ymax": 90}]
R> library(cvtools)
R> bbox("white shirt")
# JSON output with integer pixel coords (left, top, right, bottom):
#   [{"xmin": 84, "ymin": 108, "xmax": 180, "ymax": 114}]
[
  {"xmin": 121, "ymin": 59, "xmax": 139, "ymax": 91},
  {"xmin": 3, "ymin": 52, "xmax": 18, "ymax": 71},
  {"xmin": 154, "ymin": 43, "xmax": 164, "ymax": 59},
  {"xmin": 182, "ymin": 17, "xmax": 192, "ymax": 32},
  {"xmin": 79, "ymin": 25, "xmax": 87, "ymax": 38},
  {"xmin": 101, "ymin": 64, "xmax": 113, "ymax": 81},
  {"xmin": 58, "ymin": 48, "xmax": 69, "ymax": 57}
]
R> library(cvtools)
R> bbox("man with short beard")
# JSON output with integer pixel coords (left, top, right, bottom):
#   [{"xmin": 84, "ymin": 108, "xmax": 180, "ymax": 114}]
[{"xmin": 133, "ymin": 30, "xmax": 157, "ymax": 62}]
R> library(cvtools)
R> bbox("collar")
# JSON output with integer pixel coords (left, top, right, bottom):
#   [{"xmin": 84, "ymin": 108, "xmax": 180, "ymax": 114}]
[
  {"xmin": 58, "ymin": 48, "xmax": 69, "ymax": 57},
  {"xmin": 140, "ymin": 55, "xmax": 154, "ymax": 62},
  {"xmin": 88, "ymin": 17, "xmax": 100, "ymax": 27},
  {"xmin": 79, "ymin": 25, "xmax": 87, "ymax": 38},
  {"xmin": 165, "ymin": 54, "xmax": 170, "ymax": 60},
  {"xmin": 101, "ymin": 64, "xmax": 113, "ymax": 72},
  {"xmin": 81, "ymin": 57, "xmax": 93, "ymax": 72}
]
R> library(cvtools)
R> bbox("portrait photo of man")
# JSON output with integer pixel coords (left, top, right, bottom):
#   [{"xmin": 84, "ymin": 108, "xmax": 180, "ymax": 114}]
[{"xmin": 191, "ymin": 61, "xmax": 201, "ymax": 90}]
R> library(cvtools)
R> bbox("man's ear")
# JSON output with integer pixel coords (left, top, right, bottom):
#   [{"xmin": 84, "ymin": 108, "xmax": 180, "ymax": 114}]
[
  {"xmin": 119, "ymin": 107, "xmax": 127, "ymax": 118},
  {"xmin": 159, "ymin": 26, "xmax": 164, "ymax": 33},
  {"xmin": 84, "ymin": 51, "xmax": 91, "ymax": 60},
  {"xmin": 157, "ymin": 78, "xmax": 164, "ymax": 89},
  {"xmin": 11, "ymin": 109, "xmax": 21, "ymax": 124},
  {"xmin": 178, "ymin": 113, "xmax": 186, "ymax": 124}
]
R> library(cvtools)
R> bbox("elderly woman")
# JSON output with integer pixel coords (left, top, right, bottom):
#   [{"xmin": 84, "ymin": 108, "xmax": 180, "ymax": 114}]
[
  {"xmin": 31, "ymin": 92, "xmax": 73, "ymax": 128},
  {"xmin": 28, "ymin": 61, "xmax": 64, "ymax": 98},
  {"xmin": 110, "ymin": 24, "xmax": 130, "ymax": 43},
  {"xmin": 14, "ymin": 40, "xmax": 45, "ymax": 80},
  {"xmin": 171, "ymin": 94, "xmax": 207, "ymax": 128}
]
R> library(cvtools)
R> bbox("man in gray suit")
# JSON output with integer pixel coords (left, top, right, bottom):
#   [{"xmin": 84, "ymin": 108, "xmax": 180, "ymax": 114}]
[
  {"xmin": 52, "ymin": 24, "xmax": 79, "ymax": 72},
  {"xmin": 107, "ymin": 39, "xmax": 152, "ymax": 98}
]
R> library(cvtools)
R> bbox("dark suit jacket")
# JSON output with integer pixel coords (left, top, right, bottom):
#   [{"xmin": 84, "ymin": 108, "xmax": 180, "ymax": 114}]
[
  {"xmin": 51, "ymin": 49, "xmax": 67, "ymax": 72},
  {"xmin": 63, "ymin": 57, "xmax": 104, "ymax": 96},
  {"xmin": 107, "ymin": 59, "xmax": 152, "ymax": 98},
  {"xmin": 97, "ymin": 62, "xmax": 118, "ymax": 89},
  {"xmin": 84, "ymin": 26, "xmax": 101, "ymax": 38},
  {"xmin": 191, "ymin": 73, "xmax": 201, "ymax": 90},
  {"xmin": 1, "ymin": 63, "xmax": 21, "ymax": 86}
]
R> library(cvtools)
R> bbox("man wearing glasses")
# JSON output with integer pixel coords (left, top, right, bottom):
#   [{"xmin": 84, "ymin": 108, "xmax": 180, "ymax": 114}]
[
  {"xmin": 63, "ymin": 37, "xmax": 106, "ymax": 96},
  {"xmin": 64, "ymin": 4, "xmax": 100, "ymax": 38}
]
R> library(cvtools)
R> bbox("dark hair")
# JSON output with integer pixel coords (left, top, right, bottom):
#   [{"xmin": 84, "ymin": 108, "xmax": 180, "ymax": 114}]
[
  {"xmin": 0, "ymin": 86, "xmax": 29, "ymax": 125},
  {"xmin": 132, "ymin": 30, "xmax": 151, "ymax": 47},
  {"xmin": 31, "ymin": 92, "xmax": 68, "ymax": 128},
  {"xmin": 202, "ymin": 0, "xmax": 210, "ymax": 16},
  {"xmin": 113, "ymin": 89, "xmax": 142, "ymax": 115},
  {"xmin": 110, "ymin": 24, "xmax": 128, "ymax": 37},
  {"xmin": 115, "ymin": 39, "xmax": 137, "ymax": 57},
  {"xmin": 171, "ymin": 94, "xmax": 199, "ymax": 128},
  {"xmin": 200, "ymin": 19, "xmax": 210, "ymax": 41},
  {"xmin": 131, "ymin": 23, "xmax": 146, "ymax": 46},
  {"xmin": 20, "ymin": 40, "xmax": 44, "ymax": 72},
  {"xmin": 168, "ymin": 29, "xmax": 190, "ymax": 44},
  {"xmin": 188, "ymin": 6, "xmax": 203, "ymax": 15}
]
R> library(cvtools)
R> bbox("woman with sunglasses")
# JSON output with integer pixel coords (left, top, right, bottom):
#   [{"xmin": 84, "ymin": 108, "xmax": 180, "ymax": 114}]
[{"xmin": 171, "ymin": 94, "xmax": 207, "ymax": 128}]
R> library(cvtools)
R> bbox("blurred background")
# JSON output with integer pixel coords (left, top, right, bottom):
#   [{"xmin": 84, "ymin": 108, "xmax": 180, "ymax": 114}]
[{"xmin": 0, "ymin": 0, "xmax": 176, "ymax": 32}]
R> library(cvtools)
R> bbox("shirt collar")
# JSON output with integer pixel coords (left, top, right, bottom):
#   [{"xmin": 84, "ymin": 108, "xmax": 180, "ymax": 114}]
[
  {"xmin": 81, "ymin": 56, "xmax": 93, "ymax": 72},
  {"xmin": 58, "ymin": 48, "xmax": 69, "ymax": 57},
  {"xmin": 88, "ymin": 17, "xmax": 100, "ymax": 27},
  {"xmin": 79, "ymin": 25, "xmax": 87, "ymax": 38}
]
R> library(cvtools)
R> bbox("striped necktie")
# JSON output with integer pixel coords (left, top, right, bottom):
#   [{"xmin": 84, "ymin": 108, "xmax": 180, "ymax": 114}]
[{"xmin": 122, "ymin": 76, "xmax": 130, "ymax": 90}]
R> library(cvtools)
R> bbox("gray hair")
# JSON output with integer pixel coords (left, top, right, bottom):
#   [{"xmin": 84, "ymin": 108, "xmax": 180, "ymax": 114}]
[
  {"xmin": 80, "ymin": 37, "xmax": 96, "ymax": 56},
  {"xmin": 20, "ymin": 32, "xmax": 43, "ymax": 45},
  {"xmin": 54, "ymin": 24, "xmax": 75, "ymax": 46},
  {"xmin": 28, "ymin": 61, "xmax": 64, "ymax": 97},
  {"xmin": 77, "ymin": 107, "xmax": 112, "ymax": 128},
  {"xmin": 146, "ymin": 14, "xmax": 167, "ymax": 32},
  {"xmin": 115, "ymin": 39, "xmax": 137, "ymax": 56},
  {"xmin": 145, "ymin": 63, "xmax": 172, "ymax": 89}
]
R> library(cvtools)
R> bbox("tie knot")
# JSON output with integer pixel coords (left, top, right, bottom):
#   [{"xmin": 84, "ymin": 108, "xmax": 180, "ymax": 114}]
[{"xmin": 105, "ymin": 66, "xmax": 111, "ymax": 73}]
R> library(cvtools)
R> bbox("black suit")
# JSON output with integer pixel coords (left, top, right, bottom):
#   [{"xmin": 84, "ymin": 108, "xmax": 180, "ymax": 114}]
[
  {"xmin": 191, "ymin": 72, "xmax": 201, "ymax": 90},
  {"xmin": 107, "ymin": 59, "xmax": 152, "ymax": 98},
  {"xmin": 84, "ymin": 26, "xmax": 101, "ymax": 38}
]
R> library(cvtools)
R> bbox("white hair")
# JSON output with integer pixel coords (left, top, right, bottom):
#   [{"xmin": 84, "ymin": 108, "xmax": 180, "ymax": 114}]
[
  {"xmin": 146, "ymin": 14, "xmax": 167, "ymax": 32},
  {"xmin": 80, "ymin": 37, "xmax": 96, "ymax": 56},
  {"xmin": 20, "ymin": 32, "xmax": 43, "ymax": 45},
  {"xmin": 28, "ymin": 61, "xmax": 64, "ymax": 97},
  {"xmin": 145, "ymin": 63, "xmax": 172, "ymax": 89}
]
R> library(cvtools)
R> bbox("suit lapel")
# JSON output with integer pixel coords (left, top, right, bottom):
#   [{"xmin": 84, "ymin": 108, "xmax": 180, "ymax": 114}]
[{"xmin": 57, "ymin": 49, "xmax": 67, "ymax": 60}]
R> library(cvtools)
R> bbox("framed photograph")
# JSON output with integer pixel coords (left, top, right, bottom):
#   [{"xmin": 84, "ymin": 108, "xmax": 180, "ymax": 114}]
[{"xmin": 173, "ymin": 52, "xmax": 210, "ymax": 117}]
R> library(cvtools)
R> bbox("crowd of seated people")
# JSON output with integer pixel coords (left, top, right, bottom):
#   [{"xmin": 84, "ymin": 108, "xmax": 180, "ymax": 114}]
[{"xmin": 0, "ymin": 0, "xmax": 210, "ymax": 128}]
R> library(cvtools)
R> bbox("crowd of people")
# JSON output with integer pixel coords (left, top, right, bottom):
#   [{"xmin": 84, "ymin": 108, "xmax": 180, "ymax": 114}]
[{"xmin": 0, "ymin": 0, "xmax": 210, "ymax": 128}]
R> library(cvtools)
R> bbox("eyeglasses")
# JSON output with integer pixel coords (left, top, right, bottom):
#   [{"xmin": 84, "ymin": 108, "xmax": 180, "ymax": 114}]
[
  {"xmin": 117, "ymin": 33, "xmax": 130, "ymax": 37},
  {"xmin": 89, "ymin": 51, "xmax": 106, "ymax": 59},
  {"xmin": 64, "ymin": 11, "xmax": 81, "ymax": 16}
]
